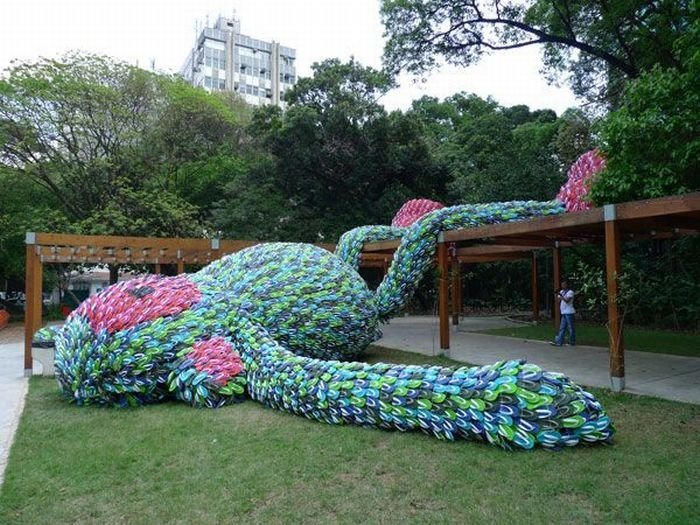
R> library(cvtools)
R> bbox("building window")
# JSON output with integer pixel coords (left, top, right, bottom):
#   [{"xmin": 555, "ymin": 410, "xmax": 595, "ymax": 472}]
[
  {"xmin": 204, "ymin": 48, "xmax": 226, "ymax": 69},
  {"xmin": 203, "ymin": 76, "xmax": 225, "ymax": 90},
  {"xmin": 238, "ymin": 46, "xmax": 256, "ymax": 58}
]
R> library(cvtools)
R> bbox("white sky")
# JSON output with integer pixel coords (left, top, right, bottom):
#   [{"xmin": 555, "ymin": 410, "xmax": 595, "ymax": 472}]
[{"xmin": 0, "ymin": 0, "xmax": 579, "ymax": 114}]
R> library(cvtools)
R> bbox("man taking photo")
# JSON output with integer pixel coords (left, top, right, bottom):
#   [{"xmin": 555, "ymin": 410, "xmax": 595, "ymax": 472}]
[{"xmin": 551, "ymin": 279, "xmax": 576, "ymax": 347}]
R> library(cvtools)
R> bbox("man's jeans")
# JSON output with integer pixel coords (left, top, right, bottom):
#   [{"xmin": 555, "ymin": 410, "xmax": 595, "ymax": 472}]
[{"xmin": 555, "ymin": 314, "xmax": 576, "ymax": 345}]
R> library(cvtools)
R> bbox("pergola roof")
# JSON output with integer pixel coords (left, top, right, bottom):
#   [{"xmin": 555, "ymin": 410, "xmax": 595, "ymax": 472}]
[
  {"xmin": 26, "ymin": 233, "xmax": 337, "ymax": 266},
  {"xmin": 360, "ymin": 191, "xmax": 700, "ymax": 391},
  {"xmin": 21, "ymin": 191, "xmax": 700, "ymax": 392},
  {"xmin": 362, "ymin": 192, "xmax": 700, "ymax": 262}
]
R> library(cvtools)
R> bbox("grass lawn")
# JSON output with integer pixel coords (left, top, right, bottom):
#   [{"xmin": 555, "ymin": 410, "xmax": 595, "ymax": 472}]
[
  {"xmin": 479, "ymin": 323, "xmax": 700, "ymax": 358},
  {"xmin": 1, "ymin": 346, "xmax": 698, "ymax": 524}
]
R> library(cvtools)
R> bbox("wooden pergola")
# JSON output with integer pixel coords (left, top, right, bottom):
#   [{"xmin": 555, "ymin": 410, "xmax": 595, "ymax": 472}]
[
  {"xmin": 361, "ymin": 192, "xmax": 700, "ymax": 391},
  {"xmin": 22, "ymin": 193, "xmax": 700, "ymax": 392},
  {"xmin": 22, "ymin": 234, "xmax": 341, "ymax": 375}
]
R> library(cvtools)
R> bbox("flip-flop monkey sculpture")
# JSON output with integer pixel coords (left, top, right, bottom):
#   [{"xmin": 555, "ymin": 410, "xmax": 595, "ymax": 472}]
[{"xmin": 44, "ymin": 192, "xmax": 614, "ymax": 450}]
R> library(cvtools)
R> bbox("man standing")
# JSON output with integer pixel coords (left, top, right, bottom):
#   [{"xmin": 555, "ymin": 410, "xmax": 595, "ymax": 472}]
[{"xmin": 551, "ymin": 279, "xmax": 576, "ymax": 346}]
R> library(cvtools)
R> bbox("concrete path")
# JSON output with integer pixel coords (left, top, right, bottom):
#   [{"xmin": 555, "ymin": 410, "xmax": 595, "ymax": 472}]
[
  {"xmin": 378, "ymin": 316, "xmax": 700, "ymax": 404},
  {"xmin": 0, "ymin": 342, "xmax": 31, "ymax": 486}
]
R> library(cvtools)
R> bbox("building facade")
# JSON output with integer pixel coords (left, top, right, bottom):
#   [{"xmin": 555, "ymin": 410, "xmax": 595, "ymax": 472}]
[{"xmin": 180, "ymin": 16, "xmax": 296, "ymax": 106}]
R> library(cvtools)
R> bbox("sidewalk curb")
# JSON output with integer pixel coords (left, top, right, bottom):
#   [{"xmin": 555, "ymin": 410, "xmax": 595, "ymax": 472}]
[{"xmin": 0, "ymin": 377, "xmax": 28, "ymax": 487}]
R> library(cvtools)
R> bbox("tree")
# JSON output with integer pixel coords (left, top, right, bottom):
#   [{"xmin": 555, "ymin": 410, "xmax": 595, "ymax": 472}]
[
  {"xmin": 408, "ymin": 93, "xmax": 592, "ymax": 203},
  {"xmin": 590, "ymin": 17, "xmax": 700, "ymax": 204},
  {"xmin": 284, "ymin": 57, "xmax": 395, "ymax": 120},
  {"xmin": 213, "ymin": 58, "xmax": 448, "ymax": 242},
  {"xmin": 551, "ymin": 108, "xmax": 595, "ymax": 173},
  {"xmin": 0, "ymin": 54, "xmax": 161, "ymax": 221},
  {"xmin": 143, "ymin": 81, "xmax": 251, "ymax": 215},
  {"xmin": 0, "ymin": 53, "xmax": 253, "ymax": 284},
  {"xmin": 0, "ymin": 53, "xmax": 250, "ymax": 237},
  {"xmin": 381, "ymin": 0, "xmax": 693, "ymax": 106},
  {"xmin": 441, "ymin": 95, "xmax": 519, "ymax": 201},
  {"xmin": 0, "ymin": 167, "xmax": 69, "ymax": 283}
]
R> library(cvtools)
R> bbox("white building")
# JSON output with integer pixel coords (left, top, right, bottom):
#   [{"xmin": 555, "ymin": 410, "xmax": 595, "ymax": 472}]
[
  {"xmin": 180, "ymin": 15, "xmax": 297, "ymax": 106},
  {"xmin": 65, "ymin": 267, "xmax": 141, "ymax": 298}
]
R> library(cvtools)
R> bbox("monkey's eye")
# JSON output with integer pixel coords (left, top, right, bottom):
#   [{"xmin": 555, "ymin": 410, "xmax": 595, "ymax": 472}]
[{"xmin": 128, "ymin": 286, "xmax": 155, "ymax": 299}]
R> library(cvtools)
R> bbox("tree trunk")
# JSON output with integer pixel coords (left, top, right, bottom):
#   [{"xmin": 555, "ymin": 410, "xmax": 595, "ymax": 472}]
[{"xmin": 109, "ymin": 265, "xmax": 119, "ymax": 285}]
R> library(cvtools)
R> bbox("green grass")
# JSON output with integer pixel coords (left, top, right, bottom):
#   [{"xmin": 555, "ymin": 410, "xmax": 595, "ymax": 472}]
[
  {"xmin": 1, "ymin": 346, "xmax": 698, "ymax": 524},
  {"xmin": 479, "ymin": 323, "xmax": 700, "ymax": 357}
]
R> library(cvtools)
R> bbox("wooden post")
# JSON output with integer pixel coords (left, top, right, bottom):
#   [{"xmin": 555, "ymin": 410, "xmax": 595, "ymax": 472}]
[
  {"xmin": 176, "ymin": 260, "xmax": 185, "ymax": 275},
  {"xmin": 154, "ymin": 263, "xmax": 161, "ymax": 275},
  {"xmin": 552, "ymin": 245, "xmax": 562, "ymax": 329},
  {"xmin": 451, "ymin": 257, "xmax": 461, "ymax": 325},
  {"xmin": 604, "ymin": 205, "xmax": 625, "ymax": 391},
  {"xmin": 437, "ymin": 239, "xmax": 450, "ymax": 351},
  {"xmin": 24, "ymin": 234, "xmax": 43, "ymax": 375},
  {"xmin": 531, "ymin": 252, "xmax": 540, "ymax": 322}
]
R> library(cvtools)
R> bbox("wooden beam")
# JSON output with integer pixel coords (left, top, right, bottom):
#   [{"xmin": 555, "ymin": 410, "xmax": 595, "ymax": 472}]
[
  {"xmin": 468, "ymin": 236, "xmax": 563, "ymax": 248},
  {"xmin": 34, "ymin": 233, "xmax": 212, "ymax": 251},
  {"xmin": 442, "ymin": 207, "xmax": 605, "ymax": 243},
  {"xmin": 362, "ymin": 239, "xmax": 401, "ymax": 252},
  {"xmin": 451, "ymin": 257, "xmax": 461, "ymax": 325},
  {"xmin": 455, "ymin": 245, "xmax": 533, "ymax": 257},
  {"xmin": 357, "ymin": 261, "xmax": 387, "ymax": 269},
  {"xmin": 458, "ymin": 254, "xmax": 530, "ymax": 263},
  {"xmin": 361, "ymin": 253, "xmax": 395, "ymax": 262},
  {"xmin": 24, "ymin": 241, "xmax": 43, "ymax": 375},
  {"xmin": 437, "ymin": 241, "xmax": 450, "ymax": 351},
  {"xmin": 215, "ymin": 240, "xmax": 263, "ymax": 252},
  {"xmin": 552, "ymin": 245, "xmax": 562, "ymax": 330},
  {"xmin": 314, "ymin": 242, "xmax": 337, "ymax": 253},
  {"xmin": 650, "ymin": 215, "xmax": 700, "ymax": 232},
  {"xmin": 29, "ymin": 235, "xmax": 339, "ymax": 267},
  {"xmin": 615, "ymin": 191, "xmax": 700, "ymax": 221},
  {"xmin": 176, "ymin": 260, "xmax": 185, "ymax": 275},
  {"xmin": 154, "ymin": 263, "xmax": 161, "ymax": 274},
  {"xmin": 605, "ymin": 218, "xmax": 625, "ymax": 391},
  {"xmin": 531, "ymin": 252, "xmax": 540, "ymax": 322}
]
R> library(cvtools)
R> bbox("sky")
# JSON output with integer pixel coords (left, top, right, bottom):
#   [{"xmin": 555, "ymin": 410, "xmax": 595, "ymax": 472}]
[{"xmin": 0, "ymin": 0, "xmax": 580, "ymax": 114}]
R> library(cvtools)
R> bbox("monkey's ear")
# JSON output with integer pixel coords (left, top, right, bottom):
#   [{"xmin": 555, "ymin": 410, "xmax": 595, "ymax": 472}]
[{"xmin": 33, "ymin": 325, "xmax": 61, "ymax": 348}]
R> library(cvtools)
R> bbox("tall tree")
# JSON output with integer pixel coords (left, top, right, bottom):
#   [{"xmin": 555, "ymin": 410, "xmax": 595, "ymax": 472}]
[
  {"xmin": 213, "ymin": 58, "xmax": 448, "ymax": 241},
  {"xmin": 0, "ymin": 167, "xmax": 69, "ymax": 283},
  {"xmin": 408, "ymin": 93, "xmax": 591, "ymax": 203},
  {"xmin": 0, "ymin": 53, "xmax": 249, "ymax": 237},
  {"xmin": 590, "ymin": 16, "xmax": 700, "ymax": 203},
  {"xmin": 0, "ymin": 54, "xmax": 160, "ymax": 221},
  {"xmin": 285, "ymin": 57, "xmax": 395, "ymax": 119},
  {"xmin": 381, "ymin": 0, "xmax": 693, "ymax": 107},
  {"xmin": 0, "ymin": 53, "xmax": 253, "ymax": 284}
]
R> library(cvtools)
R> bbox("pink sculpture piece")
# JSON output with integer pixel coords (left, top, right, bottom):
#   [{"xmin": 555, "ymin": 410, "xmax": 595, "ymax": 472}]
[
  {"xmin": 556, "ymin": 149, "xmax": 607, "ymax": 212},
  {"xmin": 76, "ymin": 274, "xmax": 202, "ymax": 334},
  {"xmin": 391, "ymin": 199, "xmax": 445, "ymax": 227}
]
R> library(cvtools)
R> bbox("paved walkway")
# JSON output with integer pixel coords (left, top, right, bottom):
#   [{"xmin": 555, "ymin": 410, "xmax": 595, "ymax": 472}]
[
  {"xmin": 0, "ymin": 324, "xmax": 42, "ymax": 486},
  {"xmin": 0, "ymin": 342, "xmax": 31, "ymax": 486},
  {"xmin": 378, "ymin": 316, "xmax": 700, "ymax": 404}
]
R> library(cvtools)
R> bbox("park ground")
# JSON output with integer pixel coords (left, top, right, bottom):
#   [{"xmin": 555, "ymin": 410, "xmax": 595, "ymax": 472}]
[{"xmin": 0, "ymin": 319, "xmax": 698, "ymax": 523}]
